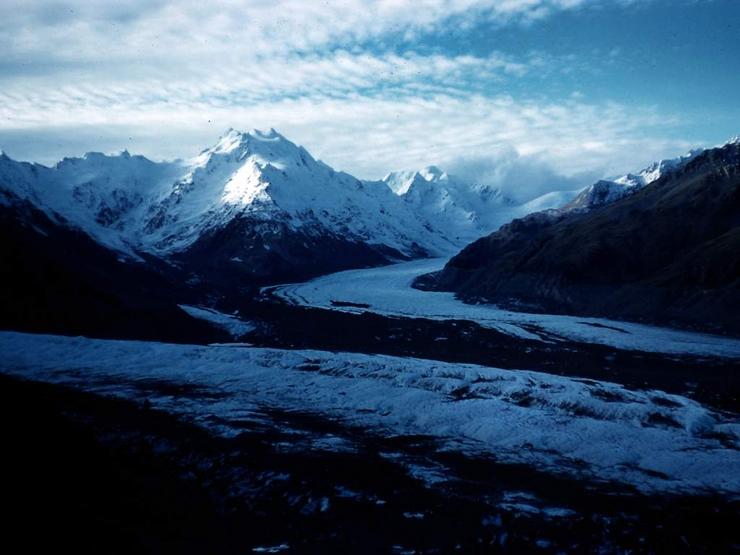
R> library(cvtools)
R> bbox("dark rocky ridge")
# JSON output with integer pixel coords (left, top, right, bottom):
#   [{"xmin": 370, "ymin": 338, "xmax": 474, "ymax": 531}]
[
  {"xmin": 416, "ymin": 142, "xmax": 740, "ymax": 335},
  {"xmin": 174, "ymin": 215, "xmax": 411, "ymax": 296}
]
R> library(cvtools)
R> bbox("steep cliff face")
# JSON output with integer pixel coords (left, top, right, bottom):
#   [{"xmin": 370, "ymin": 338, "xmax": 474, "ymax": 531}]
[{"xmin": 417, "ymin": 142, "xmax": 740, "ymax": 335}]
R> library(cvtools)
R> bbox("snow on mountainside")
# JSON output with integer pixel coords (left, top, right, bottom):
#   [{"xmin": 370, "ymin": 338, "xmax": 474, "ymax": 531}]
[
  {"xmin": 3, "ymin": 130, "xmax": 725, "ymax": 273},
  {"xmin": 376, "ymin": 165, "xmax": 576, "ymax": 244},
  {"xmin": 614, "ymin": 150, "xmax": 701, "ymax": 188},
  {"xmin": 0, "ymin": 149, "xmax": 183, "ymax": 254},
  {"xmin": 141, "ymin": 128, "xmax": 454, "ymax": 256},
  {"xmin": 567, "ymin": 146, "xmax": 706, "ymax": 211},
  {"xmin": 382, "ymin": 166, "xmax": 453, "ymax": 196},
  {"xmin": 0, "ymin": 129, "xmax": 456, "ymax": 260}
]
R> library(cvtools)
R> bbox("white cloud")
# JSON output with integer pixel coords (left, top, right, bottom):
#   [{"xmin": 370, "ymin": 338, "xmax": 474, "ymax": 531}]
[
  {"xmin": 0, "ymin": 0, "xmax": 695, "ymax": 198},
  {"xmin": 0, "ymin": 50, "xmax": 535, "ymax": 125},
  {"xmin": 0, "ymin": 1, "xmax": 653, "ymax": 65},
  {"xmin": 0, "ymin": 77, "xmax": 691, "ymax": 182}
]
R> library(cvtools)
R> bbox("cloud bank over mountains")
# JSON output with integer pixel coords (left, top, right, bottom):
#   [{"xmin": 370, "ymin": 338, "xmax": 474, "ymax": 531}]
[{"xmin": 0, "ymin": 0, "xmax": 723, "ymax": 199}]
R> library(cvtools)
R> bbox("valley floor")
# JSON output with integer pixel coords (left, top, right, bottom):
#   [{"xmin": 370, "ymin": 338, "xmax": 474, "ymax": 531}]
[
  {"xmin": 2, "ymin": 330, "xmax": 738, "ymax": 496},
  {"xmin": 2, "ymin": 259, "xmax": 740, "ymax": 552}
]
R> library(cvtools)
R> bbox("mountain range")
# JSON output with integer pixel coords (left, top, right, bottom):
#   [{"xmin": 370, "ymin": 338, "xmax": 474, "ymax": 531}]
[
  {"xmin": 0, "ymin": 128, "xmax": 571, "ymax": 337},
  {"xmin": 375, "ymin": 166, "xmax": 579, "ymax": 244},
  {"xmin": 1, "ymin": 130, "xmax": 444, "ymax": 273},
  {"xmin": 0, "ymin": 129, "xmax": 576, "ymax": 284},
  {"xmin": 563, "ymin": 143, "xmax": 725, "ymax": 211},
  {"xmin": 2, "ymin": 128, "xmax": 738, "ymax": 338}
]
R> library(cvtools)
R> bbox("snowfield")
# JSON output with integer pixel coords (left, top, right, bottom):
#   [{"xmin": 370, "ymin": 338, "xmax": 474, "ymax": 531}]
[
  {"xmin": 178, "ymin": 304, "xmax": 255, "ymax": 338},
  {"xmin": 269, "ymin": 258, "xmax": 740, "ymax": 358},
  {"xmin": 1, "ymin": 331, "xmax": 738, "ymax": 496}
]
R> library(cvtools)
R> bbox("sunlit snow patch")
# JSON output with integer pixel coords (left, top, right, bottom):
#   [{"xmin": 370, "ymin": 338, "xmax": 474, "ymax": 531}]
[{"xmin": 179, "ymin": 304, "xmax": 255, "ymax": 338}]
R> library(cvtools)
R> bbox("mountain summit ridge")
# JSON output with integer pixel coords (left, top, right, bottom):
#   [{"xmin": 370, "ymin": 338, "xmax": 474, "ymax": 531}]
[{"xmin": 0, "ymin": 128, "xmax": 457, "ymax": 260}]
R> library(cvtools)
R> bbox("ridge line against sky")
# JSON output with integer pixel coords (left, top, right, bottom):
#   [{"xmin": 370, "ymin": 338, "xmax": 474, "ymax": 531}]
[{"xmin": 1, "ymin": 0, "xmax": 738, "ymax": 200}]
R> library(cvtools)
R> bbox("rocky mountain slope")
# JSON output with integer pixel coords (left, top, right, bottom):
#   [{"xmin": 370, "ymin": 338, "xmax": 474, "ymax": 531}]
[{"xmin": 416, "ymin": 141, "xmax": 740, "ymax": 335}]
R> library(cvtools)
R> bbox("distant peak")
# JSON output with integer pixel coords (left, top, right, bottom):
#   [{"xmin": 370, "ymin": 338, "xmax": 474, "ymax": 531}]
[
  {"xmin": 212, "ymin": 127, "xmax": 293, "ymax": 154},
  {"xmin": 382, "ymin": 165, "xmax": 452, "ymax": 195},
  {"xmin": 249, "ymin": 127, "xmax": 282, "ymax": 140},
  {"xmin": 83, "ymin": 151, "xmax": 106, "ymax": 160},
  {"xmin": 419, "ymin": 165, "xmax": 447, "ymax": 181},
  {"xmin": 724, "ymin": 135, "xmax": 740, "ymax": 146},
  {"xmin": 219, "ymin": 127, "xmax": 284, "ymax": 142},
  {"xmin": 80, "ymin": 150, "xmax": 136, "ymax": 162}
]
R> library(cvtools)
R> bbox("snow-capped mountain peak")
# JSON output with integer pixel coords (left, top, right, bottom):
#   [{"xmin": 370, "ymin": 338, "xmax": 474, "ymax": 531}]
[
  {"xmin": 418, "ymin": 165, "xmax": 447, "ymax": 181},
  {"xmin": 375, "ymin": 165, "xmax": 572, "ymax": 244},
  {"xmin": 615, "ymin": 147, "xmax": 704, "ymax": 188},
  {"xmin": 382, "ymin": 166, "xmax": 449, "ymax": 196},
  {"xmin": 568, "ymin": 146, "xmax": 707, "ymax": 211},
  {"xmin": 129, "ymin": 129, "xmax": 465, "ymax": 260},
  {"xmin": 191, "ymin": 128, "xmax": 314, "ymax": 173},
  {"xmin": 207, "ymin": 128, "xmax": 294, "ymax": 157}
]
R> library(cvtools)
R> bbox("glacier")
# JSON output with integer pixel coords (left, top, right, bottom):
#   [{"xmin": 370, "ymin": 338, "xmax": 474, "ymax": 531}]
[
  {"xmin": 1, "ymin": 331, "xmax": 738, "ymax": 496},
  {"xmin": 269, "ymin": 258, "xmax": 740, "ymax": 358}
]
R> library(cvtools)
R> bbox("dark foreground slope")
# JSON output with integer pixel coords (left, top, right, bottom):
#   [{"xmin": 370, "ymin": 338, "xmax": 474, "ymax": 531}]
[
  {"xmin": 417, "ymin": 142, "xmax": 740, "ymax": 335},
  {"xmin": 3, "ymin": 375, "xmax": 737, "ymax": 554},
  {"xmin": 0, "ymin": 196, "xmax": 226, "ymax": 342}
]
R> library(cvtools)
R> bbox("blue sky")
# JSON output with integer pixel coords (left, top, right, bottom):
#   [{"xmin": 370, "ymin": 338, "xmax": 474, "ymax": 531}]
[{"xmin": 0, "ymin": 0, "xmax": 738, "ymax": 197}]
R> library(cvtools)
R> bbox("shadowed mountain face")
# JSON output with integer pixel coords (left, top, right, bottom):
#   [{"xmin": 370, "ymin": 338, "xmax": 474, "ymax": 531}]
[
  {"xmin": 172, "ymin": 215, "xmax": 404, "ymax": 291},
  {"xmin": 0, "ymin": 193, "xmax": 227, "ymax": 342},
  {"xmin": 416, "ymin": 143, "xmax": 740, "ymax": 335}
]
